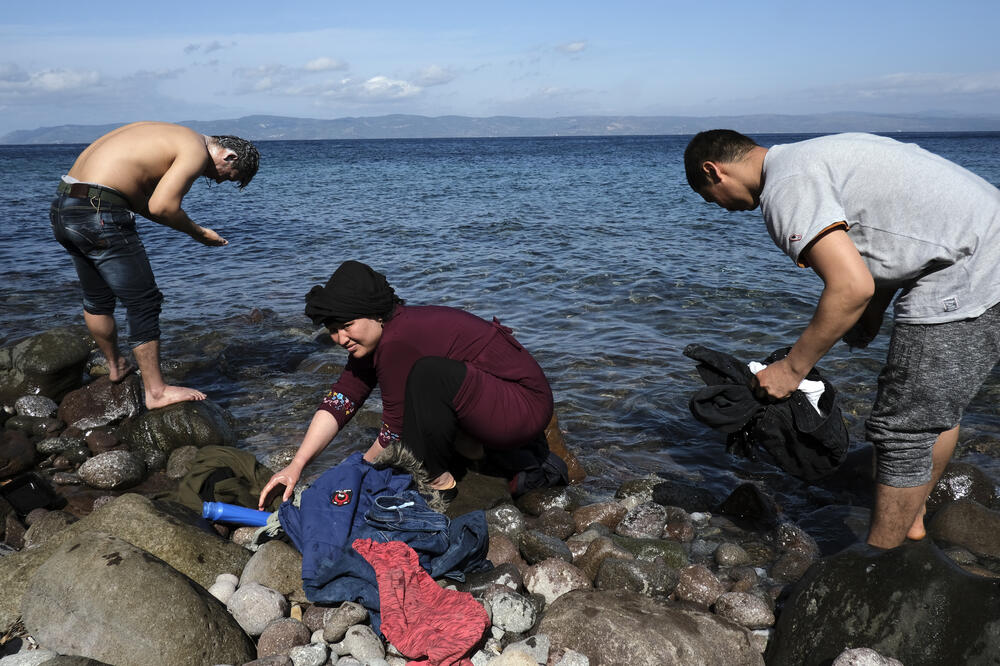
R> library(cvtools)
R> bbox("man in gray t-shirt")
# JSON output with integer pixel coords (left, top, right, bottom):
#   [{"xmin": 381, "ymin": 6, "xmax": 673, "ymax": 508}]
[{"xmin": 683, "ymin": 129, "xmax": 1000, "ymax": 550}]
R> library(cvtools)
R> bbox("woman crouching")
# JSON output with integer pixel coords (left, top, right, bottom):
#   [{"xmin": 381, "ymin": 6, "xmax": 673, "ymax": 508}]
[{"xmin": 258, "ymin": 260, "xmax": 568, "ymax": 509}]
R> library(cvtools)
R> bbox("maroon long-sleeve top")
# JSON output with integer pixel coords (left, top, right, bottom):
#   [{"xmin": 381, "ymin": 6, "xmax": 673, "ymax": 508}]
[{"xmin": 318, "ymin": 304, "xmax": 553, "ymax": 449}]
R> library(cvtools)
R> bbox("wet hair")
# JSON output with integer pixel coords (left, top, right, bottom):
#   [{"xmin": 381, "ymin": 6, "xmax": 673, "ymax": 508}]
[
  {"xmin": 684, "ymin": 129, "xmax": 759, "ymax": 191},
  {"xmin": 210, "ymin": 135, "xmax": 260, "ymax": 189}
]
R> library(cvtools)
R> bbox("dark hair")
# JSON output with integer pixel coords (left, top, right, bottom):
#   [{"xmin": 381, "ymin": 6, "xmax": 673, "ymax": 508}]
[
  {"xmin": 683, "ymin": 129, "xmax": 759, "ymax": 191},
  {"xmin": 211, "ymin": 135, "xmax": 260, "ymax": 189}
]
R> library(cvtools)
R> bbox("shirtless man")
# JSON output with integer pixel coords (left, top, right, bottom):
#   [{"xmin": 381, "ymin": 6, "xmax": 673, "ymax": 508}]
[
  {"xmin": 684, "ymin": 129, "xmax": 1000, "ymax": 549},
  {"xmin": 50, "ymin": 122, "xmax": 260, "ymax": 408}
]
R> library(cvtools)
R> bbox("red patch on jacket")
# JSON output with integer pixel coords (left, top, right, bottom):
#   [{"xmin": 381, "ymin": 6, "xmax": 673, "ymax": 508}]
[{"xmin": 331, "ymin": 489, "xmax": 353, "ymax": 506}]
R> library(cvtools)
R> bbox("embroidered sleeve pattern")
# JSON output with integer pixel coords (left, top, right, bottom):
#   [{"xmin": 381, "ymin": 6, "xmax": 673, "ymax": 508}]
[
  {"xmin": 377, "ymin": 422, "xmax": 401, "ymax": 449},
  {"xmin": 319, "ymin": 390, "xmax": 356, "ymax": 426}
]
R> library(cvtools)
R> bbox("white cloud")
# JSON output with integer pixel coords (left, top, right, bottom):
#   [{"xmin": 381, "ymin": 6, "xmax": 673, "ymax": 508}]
[
  {"xmin": 184, "ymin": 40, "xmax": 236, "ymax": 55},
  {"xmin": 557, "ymin": 41, "xmax": 587, "ymax": 54},
  {"xmin": 359, "ymin": 75, "xmax": 421, "ymax": 100},
  {"xmin": 416, "ymin": 65, "xmax": 456, "ymax": 87},
  {"xmin": 304, "ymin": 57, "xmax": 348, "ymax": 72},
  {"xmin": 0, "ymin": 67, "xmax": 100, "ymax": 94}
]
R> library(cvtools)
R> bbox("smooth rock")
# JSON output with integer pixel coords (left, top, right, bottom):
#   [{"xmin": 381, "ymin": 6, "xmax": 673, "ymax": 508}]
[
  {"xmin": 534, "ymin": 508, "xmax": 577, "ymax": 540},
  {"xmin": 539, "ymin": 589, "xmax": 762, "ymax": 666},
  {"xmin": 322, "ymin": 602, "xmax": 369, "ymax": 643},
  {"xmin": 717, "ymin": 483, "xmax": 780, "ymax": 530},
  {"xmin": 674, "ymin": 564, "xmax": 726, "ymax": 608},
  {"xmin": 228, "ymin": 582, "xmax": 289, "ymax": 636},
  {"xmin": 57, "ymin": 375, "xmax": 142, "ymax": 430},
  {"xmin": 20, "ymin": 530, "xmax": 254, "ymax": 666},
  {"xmin": 0, "ymin": 493, "xmax": 251, "ymax": 628},
  {"xmin": 0, "ymin": 430, "xmax": 36, "ymax": 479},
  {"xmin": 651, "ymin": 478, "xmax": 721, "ymax": 513},
  {"xmin": 482, "ymin": 585, "xmax": 536, "ymax": 634},
  {"xmin": 165, "ymin": 445, "xmax": 199, "ymax": 479},
  {"xmin": 594, "ymin": 557, "xmax": 678, "ymax": 599},
  {"xmin": 571, "ymin": 500, "xmax": 626, "ymax": 533},
  {"xmin": 289, "ymin": 642, "xmax": 328, "ymax": 666},
  {"xmin": 927, "ymin": 499, "xmax": 1000, "ymax": 559},
  {"xmin": 257, "ymin": 618, "xmax": 312, "ymax": 659},
  {"xmin": 241, "ymin": 539, "xmax": 307, "ymax": 601},
  {"xmin": 573, "ymin": 536, "xmax": 633, "ymax": 582},
  {"xmin": 0, "ymin": 326, "xmax": 93, "ymax": 404},
  {"xmin": 766, "ymin": 540, "xmax": 1000, "ymax": 665},
  {"xmin": 713, "ymin": 591, "xmax": 775, "ymax": 629},
  {"xmin": 339, "ymin": 625, "xmax": 385, "ymax": 663},
  {"xmin": 485, "ymin": 504, "xmax": 527, "ymax": 540},
  {"xmin": 120, "ymin": 399, "xmax": 236, "ymax": 458},
  {"xmin": 832, "ymin": 647, "xmax": 904, "ymax": 666},
  {"xmin": 77, "ymin": 450, "xmax": 145, "ymax": 490},
  {"xmin": 14, "ymin": 396, "xmax": 58, "ymax": 418},
  {"xmin": 614, "ymin": 501, "xmax": 667, "ymax": 539},
  {"xmin": 22, "ymin": 509, "xmax": 76, "ymax": 548},
  {"xmin": 524, "ymin": 558, "xmax": 591, "ymax": 606},
  {"xmin": 519, "ymin": 529, "xmax": 572, "ymax": 565},
  {"xmin": 714, "ymin": 542, "xmax": 751, "ymax": 567}
]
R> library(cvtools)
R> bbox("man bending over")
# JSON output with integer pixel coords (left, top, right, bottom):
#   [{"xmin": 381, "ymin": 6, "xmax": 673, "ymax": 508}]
[
  {"xmin": 684, "ymin": 129, "xmax": 1000, "ymax": 549},
  {"xmin": 50, "ymin": 121, "xmax": 260, "ymax": 409}
]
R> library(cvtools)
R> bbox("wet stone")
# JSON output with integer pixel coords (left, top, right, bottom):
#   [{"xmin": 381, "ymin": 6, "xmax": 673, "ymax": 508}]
[
  {"xmin": 165, "ymin": 445, "xmax": 199, "ymax": 479},
  {"xmin": 516, "ymin": 487, "xmax": 574, "ymax": 517},
  {"xmin": 14, "ymin": 395, "xmax": 58, "ymax": 418},
  {"xmin": 77, "ymin": 450, "xmax": 145, "ymax": 490},
  {"xmin": 714, "ymin": 591, "xmax": 776, "ymax": 629},
  {"xmin": 771, "ymin": 551, "xmax": 815, "ymax": 584},
  {"xmin": 84, "ymin": 429, "xmax": 120, "ymax": 455},
  {"xmin": 574, "ymin": 536, "xmax": 634, "ymax": 582},
  {"xmin": 714, "ymin": 542, "xmax": 751, "ymax": 567},
  {"xmin": 458, "ymin": 562, "xmax": 524, "ymax": 596},
  {"xmin": 610, "ymin": 535, "xmax": 688, "ymax": 568},
  {"xmin": 519, "ymin": 529, "xmax": 573, "ymax": 565},
  {"xmin": 571, "ymin": 501, "xmax": 627, "ymax": 533},
  {"xmin": 651, "ymin": 478, "xmax": 721, "ymax": 513},
  {"xmin": 533, "ymin": 508, "xmax": 577, "ymax": 540},
  {"xmin": 776, "ymin": 522, "xmax": 821, "ymax": 559},
  {"xmin": 35, "ymin": 435, "xmax": 81, "ymax": 456},
  {"xmin": 614, "ymin": 501, "xmax": 667, "ymax": 539},
  {"xmin": 674, "ymin": 564, "xmax": 726, "ymax": 608},
  {"xmin": 486, "ymin": 531, "xmax": 524, "ymax": 568},
  {"xmin": 718, "ymin": 483, "xmax": 780, "ymax": 530},
  {"xmin": 485, "ymin": 503, "xmax": 526, "ymax": 540},
  {"xmin": 594, "ymin": 557, "xmax": 679, "ymax": 599}
]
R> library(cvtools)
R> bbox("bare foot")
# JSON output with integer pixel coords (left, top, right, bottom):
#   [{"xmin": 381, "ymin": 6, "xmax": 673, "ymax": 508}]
[
  {"xmin": 907, "ymin": 505, "xmax": 927, "ymax": 541},
  {"xmin": 146, "ymin": 385, "xmax": 207, "ymax": 409},
  {"xmin": 109, "ymin": 357, "xmax": 137, "ymax": 383}
]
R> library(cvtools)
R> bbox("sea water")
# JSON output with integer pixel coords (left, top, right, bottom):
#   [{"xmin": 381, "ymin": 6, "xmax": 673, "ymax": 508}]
[{"xmin": 2, "ymin": 132, "xmax": 999, "ymax": 522}]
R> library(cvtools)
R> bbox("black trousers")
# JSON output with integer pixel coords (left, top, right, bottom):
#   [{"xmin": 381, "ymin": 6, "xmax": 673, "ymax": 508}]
[{"xmin": 402, "ymin": 356, "xmax": 469, "ymax": 479}]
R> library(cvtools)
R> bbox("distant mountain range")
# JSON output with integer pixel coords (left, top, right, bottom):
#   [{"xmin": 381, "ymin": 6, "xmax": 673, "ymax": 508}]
[{"xmin": 3, "ymin": 112, "xmax": 1000, "ymax": 144}]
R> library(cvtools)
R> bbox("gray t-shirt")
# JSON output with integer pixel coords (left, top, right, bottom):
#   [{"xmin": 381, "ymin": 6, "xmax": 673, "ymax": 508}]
[{"xmin": 760, "ymin": 133, "xmax": 1000, "ymax": 323}]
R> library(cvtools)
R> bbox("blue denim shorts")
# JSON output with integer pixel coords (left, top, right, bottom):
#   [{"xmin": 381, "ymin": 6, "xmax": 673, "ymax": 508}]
[{"xmin": 50, "ymin": 190, "xmax": 163, "ymax": 346}]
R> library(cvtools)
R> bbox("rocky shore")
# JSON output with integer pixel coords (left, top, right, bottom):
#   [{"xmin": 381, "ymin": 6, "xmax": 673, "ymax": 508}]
[{"xmin": 2, "ymin": 326, "xmax": 1000, "ymax": 666}]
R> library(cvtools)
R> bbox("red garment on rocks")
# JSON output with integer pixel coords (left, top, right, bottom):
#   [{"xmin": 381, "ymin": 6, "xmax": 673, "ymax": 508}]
[{"xmin": 353, "ymin": 538, "xmax": 491, "ymax": 666}]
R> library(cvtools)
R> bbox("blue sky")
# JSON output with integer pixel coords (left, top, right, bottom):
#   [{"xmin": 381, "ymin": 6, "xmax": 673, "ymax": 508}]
[{"xmin": 2, "ymin": 0, "xmax": 999, "ymax": 135}]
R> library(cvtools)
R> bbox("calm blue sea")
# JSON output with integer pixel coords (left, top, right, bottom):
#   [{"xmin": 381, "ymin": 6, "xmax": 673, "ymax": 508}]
[{"xmin": 2, "ymin": 132, "xmax": 999, "ymax": 520}]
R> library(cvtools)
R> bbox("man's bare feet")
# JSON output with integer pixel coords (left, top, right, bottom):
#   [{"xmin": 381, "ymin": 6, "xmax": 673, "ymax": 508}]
[
  {"xmin": 109, "ymin": 357, "xmax": 137, "ymax": 383},
  {"xmin": 145, "ymin": 384, "xmax": 206, "ymax": 409},
  {"xmin": 907, "ymin": 504, "xmax": 927, "ymax": 541}
]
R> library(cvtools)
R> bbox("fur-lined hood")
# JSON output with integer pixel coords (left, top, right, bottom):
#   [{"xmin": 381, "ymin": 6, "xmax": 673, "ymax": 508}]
[{"xmin": 371, "ymin": 443, "xmax": 449, "ymax": 513}]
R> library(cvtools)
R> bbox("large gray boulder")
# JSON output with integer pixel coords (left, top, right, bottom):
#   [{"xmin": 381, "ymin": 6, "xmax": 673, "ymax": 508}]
[
  {"xmin": 21, "ymin": 530, "xmax": 255, "ymax": 666},
  {"xmin": 120, "ymin": 400, "xmax": 236, "ymax": 461},
  {"xmin": 766, "ymin": 540, "xmax": 1000, "ymax": 665},
  {"xmin": 0, "ymin": 327, "xmax": 93, "ymax": 405},
  {"xmin": 0, "ymin": 493, "xmax": 250, "ymax": 628},
  {"xmin": 537, "ymin": 588, "xmax": 763, "ymax": 665}
]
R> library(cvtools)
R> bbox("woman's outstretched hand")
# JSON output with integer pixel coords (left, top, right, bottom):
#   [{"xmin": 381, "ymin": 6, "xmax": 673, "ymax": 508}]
[{"xmin": 258, "ymin": 464, "xmax": 302, "ymax": 510}]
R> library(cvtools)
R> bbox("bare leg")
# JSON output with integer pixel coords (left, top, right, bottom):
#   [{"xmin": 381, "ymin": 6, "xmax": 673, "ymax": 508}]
[
  {"xmin": 132, "ymin": 340, "xmax": 206, "ymax": 409},
  {"xmin": 906, "ymin": 426, "xmax": 959, "ymax": 541},
  {"xmin": 83, "ymin": 310, "xmax": 134, "ymax": 381},
  {"xmin": 867, "ymin": 426, "xmax": 959, "ymax": 548}
]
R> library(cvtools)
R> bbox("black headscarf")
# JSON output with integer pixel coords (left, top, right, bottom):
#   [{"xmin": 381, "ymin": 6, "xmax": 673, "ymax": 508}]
[{"xmin": 304, "ymin": 260, "xmax": 401, "ymax": 327}]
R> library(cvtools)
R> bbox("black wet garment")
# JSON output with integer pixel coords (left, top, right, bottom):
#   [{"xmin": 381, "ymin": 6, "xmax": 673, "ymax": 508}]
[
  {"xmin": 305, "ymin": 260, "xmax": 400, "ymax": 327},
  {"xmin": 684, "ymin": 344, "xmax": 850, "ymax": 481}
]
